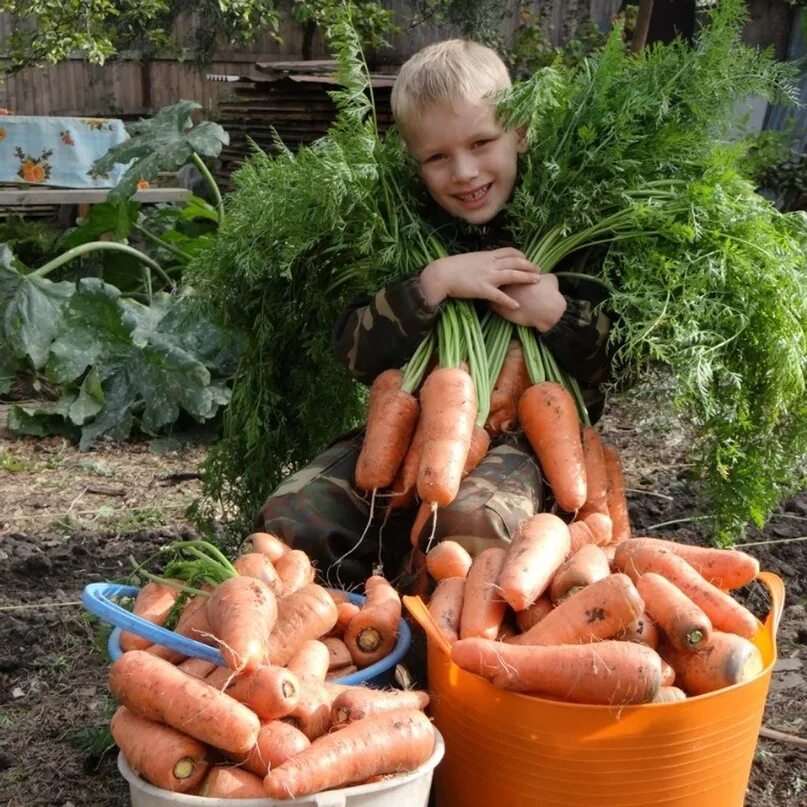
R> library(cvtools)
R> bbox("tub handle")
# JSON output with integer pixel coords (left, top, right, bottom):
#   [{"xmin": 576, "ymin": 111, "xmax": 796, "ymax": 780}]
[
  {"xmin": 756, "ymin": 571, "xmax": 785, "ymax": 635},
  {"xmin": 403, "ymin": 595, "xmax": 452, "ymax": 656}
]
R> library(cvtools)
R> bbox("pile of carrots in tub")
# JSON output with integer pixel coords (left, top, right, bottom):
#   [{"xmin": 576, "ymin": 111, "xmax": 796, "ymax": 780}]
[{"xmin": 109, "ymin": 534, "xmax": 433, "ymax": 799}]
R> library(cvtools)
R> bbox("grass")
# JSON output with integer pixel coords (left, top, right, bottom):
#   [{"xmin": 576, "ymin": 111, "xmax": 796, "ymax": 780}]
[{"xmin": 0, "ymin": 449, "xmax": 35, "ymax": 473}]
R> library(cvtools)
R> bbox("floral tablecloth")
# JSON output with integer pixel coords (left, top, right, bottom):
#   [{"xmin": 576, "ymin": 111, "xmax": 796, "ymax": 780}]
[{"xmin": 0, "ymin": 116, "xmax": 128, "ymax": 188}]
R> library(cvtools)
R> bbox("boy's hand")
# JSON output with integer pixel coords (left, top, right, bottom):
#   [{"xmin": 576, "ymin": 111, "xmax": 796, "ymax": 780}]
[
  {"xmin": 420, "ymin": 248, "xmax": 540, "ymax": 309},
  {"xmin": 490, "ymin": 272, "xmax": 567, "ymax": 332}
]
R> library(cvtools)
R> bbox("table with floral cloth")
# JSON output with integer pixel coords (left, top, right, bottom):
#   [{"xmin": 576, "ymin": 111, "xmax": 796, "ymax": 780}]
[{"xmin": 0, "ymin": 115, "xmax": 129, "ymax": 188}]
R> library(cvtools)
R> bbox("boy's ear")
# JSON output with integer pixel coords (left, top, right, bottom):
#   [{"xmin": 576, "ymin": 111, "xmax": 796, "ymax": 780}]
[{"xmin": 516, "ymin": 126, "xmax": 529, "ymax": 154}]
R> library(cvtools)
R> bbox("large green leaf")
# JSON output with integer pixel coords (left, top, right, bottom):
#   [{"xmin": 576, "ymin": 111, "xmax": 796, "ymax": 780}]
[
  {"xmin": 91, "ymin": 101, "xmax": 229, "ymax": 204},
  {"xmin": 0, "ymin": 244, "xmax": 73, "ymax": 368},
  {"xmin": 59, "ymin": 201, "xmax": 140, "ymax": 249}
]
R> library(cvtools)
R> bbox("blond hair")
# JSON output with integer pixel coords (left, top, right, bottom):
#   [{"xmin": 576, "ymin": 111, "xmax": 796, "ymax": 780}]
[{"xmin": 391, "ymin": 39, "xmax": 511, "ymax": 135}]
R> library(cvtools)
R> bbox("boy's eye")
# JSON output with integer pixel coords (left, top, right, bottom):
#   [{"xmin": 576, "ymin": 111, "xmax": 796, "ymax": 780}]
[
  {"xmin": 424, "ymin": 154, "xmax": 445, "ymax": 164},
  {"xmin": 473, "ymin": 139, "xmax": 493, "ymax": 149}
]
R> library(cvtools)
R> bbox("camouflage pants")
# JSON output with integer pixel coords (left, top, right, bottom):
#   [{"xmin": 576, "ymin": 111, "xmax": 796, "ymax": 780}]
[{"xmin": 255, "ymin": 432, "xmax": 545, "ymax": 589}]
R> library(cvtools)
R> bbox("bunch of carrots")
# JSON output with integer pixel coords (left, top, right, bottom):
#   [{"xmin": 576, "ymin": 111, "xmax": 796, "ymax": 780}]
[
  {"xmin": 108, "ymin": 535, "xmax": 435, "ymax": 798},
  {"xmin": 355, "ymin": 305, "xmax": 612, "ymax": 550},
  {"xmin": 418, "ymin": 530, "xmax": 763, "ymax": 704}
]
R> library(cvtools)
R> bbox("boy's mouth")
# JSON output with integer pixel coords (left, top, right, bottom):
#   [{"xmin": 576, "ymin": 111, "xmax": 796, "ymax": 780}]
[{"xmin": 455, "ymin": 183, "xmax": 491, "ymax": 204}]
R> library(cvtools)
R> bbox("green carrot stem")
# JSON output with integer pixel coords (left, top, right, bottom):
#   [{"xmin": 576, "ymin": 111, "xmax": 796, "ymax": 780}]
[
  {"xmin": 517, "ymin": 325, "xmax": 546, "ymax": 384},
  {"xmin": 128, "ymin": 556, "xmax": 210, "ymax": 598},
  {"xmin": 485, "ymin": 315, "xmax": 514, "ymax": 391},
  {"xmin": 191, "ymin": 153, "xmax": 224, "ymax": 223},
  {"xmin": 457, "ymin": 300, "xmax": 490, "ymax": 425},
  {"xmin": 401, "ymin": 331, "xmax": 436, "ymax": 393},
  {"xmin": 538, "ymin": 341, "xmax": 590, "ymax": 425}
]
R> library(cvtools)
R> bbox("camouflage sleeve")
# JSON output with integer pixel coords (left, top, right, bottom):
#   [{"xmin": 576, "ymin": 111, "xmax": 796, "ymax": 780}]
[{"xmin": 331, "ymin": 274, "xmax": 439, "ymax": 384}]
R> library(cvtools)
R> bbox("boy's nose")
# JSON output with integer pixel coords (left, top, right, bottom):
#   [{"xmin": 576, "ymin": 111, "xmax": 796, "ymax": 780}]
[{"xmin": 451, "ymin": 154, "xmax": 479, "ymax": 183}]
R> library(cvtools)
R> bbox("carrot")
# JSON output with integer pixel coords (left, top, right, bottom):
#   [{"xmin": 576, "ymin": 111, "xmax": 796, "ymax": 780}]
[
  {"xmin": 416, "ymin": 366, "xmax": 477, "ymax": 507},
  {"xmin": 274, "ymin": 548, "xmax": 315, "ymax": 597},
  {"xmin": 603, "ymin": 442, "xmax": 631, "ymax": 543},
  {"xmin": 331, "ymin": 687, "xmax": 430, "ymax": 727},
  {"xmin": 247, "ymin": 531, "xmax": 289, "ymax": 562},
  {"xmin": 451, "ymin": 638, "xmax": 662, "ymax": 704},
  {"xmin": 579, "ymin": 511, "xmax": 613, "ymax": 547},
  {"xmin": 394, "ymin": 416, "xmax": 425, "ymax": 507},
  {"xmin": 332, "ymin": 600, "xmax": 362, "ymax": 635},
  {"xmin": 459, "ymin": 546, "xmax": 507, "ymax": 640},
  {"xmin": 498, "ymin": 513, "xmax": 571, "ymax": 611},
  {"xmin": 486, "ymin": 339, "xmax": 531, "ymax": 435},
  {"xmin": 427, "ymin": 576, "xmax": 466, "ymax": 644},
  {"xmin": 568, "ymin": 519, "xmax": 597, "ymax": 553},
  {"xmin": 514, "ymin": 594, "xmax": 553, "ymax": 634},
  {"xmin": 344, "ymin": 576, "xmax": 401, "ymax": 667},
  {"xmin": 636, "ymin": 571, "xmax": 712, "ymax": 651},
  {"xmin": 206, "ymin": 664, "xmax": 300, "ymax": 721},
  {"xmin": 286, "ymin": 639, "xmax": 331, "ymax": 683},
  {"xmin": 231, "ymin": 551, "xmax": 282, "ymax": 594},
  {"xmin": 199, "ymin": 766, "xmax": 266, "ymax": 798},
  {"xmin": 513, "ymin": 573, "xmax": 644, "ymax": 646},
  {"xmin": 262, "ymin": 708, "xmax": 435, "ymax": 799},
  {"xmin": 660, "ymin": 658, "xmax": 676, "ymax": 687},
  {"xmin": 518, "ymin": 381, "xmax": 587, "ymax": 512},
  {"xmin": 238, "ymin": 720, "xmax": 311, "ymax": 777},
  {"xmin": 462, "ymin": 423, "xmax": 491, "ymax": 477},
  {"xmin": 615, "ymin": 612, "xmax": 660, "ymax": 649},
  {"xmin": 176, "ymin": 657, "xmax": 218, "ymax": 679},
  {"xmin": 205, "ymin": 575, "xmax": 277, "ymax": 671},
  {"xmin": 108, "ymin": 650, "xmax": 260, "ymax": 756},
  {"xmin": 614, "ymin": 543, "xmax": 759, "ymax": 639},
  {"xmin": 578, "ymin": 426, "xmax": 610, "ymax": 517},
  {"xmin": 111, "ymin": 706, "xmax": 210, "ymax": 793},
  {"xmin": 327, "ymin": 664, "xmax": 359, "ymax": 680},
  {"xmin": 659, "ymin": 631, "xmax": 764, "ymax": 695},
  {"xmin": 144, "ymin": 593, "xmax": 216, "ymax": 665},
  {"xmin": 548, "ymin": 544, "xmax": 611, "ymax": 604},
  {"xmin": 627, "ymin": 537, "xmax": 759, "ymax": 590},
  {"xmin": 652, "ymin": 686, "xmax": 687, "ymax": 703},
  {"xmin": 285, "ymin": 680, "xmax": 339, "ymax": 741},
  {"xmin": 267, "ymin": 583, "xmax": 339, "ymax": 667},
  {"xmin": 355, "ymin": 369, "xmax": 419, "ymax": 492},
  {"xmin": 426, "ymin": 540, "xmax": 473, "ymax": 581},
  {"xmin": 119, "ymin": 579, "xmax": 182, "ymax": 653},
  {"xmin": 410, "ymin": 499, "xmax": 435, "ymax": 549},
  {"xmin": 322, "ymin": 636, "xmax": 353, "ymax": 671}
]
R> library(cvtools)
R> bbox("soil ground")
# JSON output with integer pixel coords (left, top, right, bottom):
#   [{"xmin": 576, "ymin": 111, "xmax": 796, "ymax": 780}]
[{"xmin": 0, "ymin": 393, "xmax": 805, "ymax": 806}]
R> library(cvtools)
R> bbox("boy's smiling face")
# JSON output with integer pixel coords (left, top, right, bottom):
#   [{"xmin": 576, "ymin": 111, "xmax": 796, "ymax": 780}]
[{"xmin": 404, "ymin": 99, "xmax": 525, "ymax": 225}]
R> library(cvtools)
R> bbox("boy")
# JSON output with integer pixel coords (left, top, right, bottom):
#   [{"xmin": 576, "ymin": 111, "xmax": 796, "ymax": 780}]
[{"xmin": 256, "ymin": 40, "xmax": 613, "ymax": 587}]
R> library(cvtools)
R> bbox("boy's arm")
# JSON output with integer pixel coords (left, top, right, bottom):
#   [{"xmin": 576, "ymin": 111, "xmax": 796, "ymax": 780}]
[{"xmin": 332, "ymin": 275, "xmax": 439, "ymax": 384}]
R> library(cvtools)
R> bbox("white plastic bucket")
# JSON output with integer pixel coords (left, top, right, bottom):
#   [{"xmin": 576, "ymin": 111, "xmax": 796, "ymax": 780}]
[{"xmin": 117, "ymin": 728, "xmax": 444, "ymax": 807}]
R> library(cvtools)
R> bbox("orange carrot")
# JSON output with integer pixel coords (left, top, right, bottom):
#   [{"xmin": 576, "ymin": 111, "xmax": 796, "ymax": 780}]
[
  {"xmin": 568, "ymin": 519, "xmax": 597, "ymax": 553},
  {"xmin": 426, "ymin": 540, "xmax": 473, "ymax": 581},
  {"xmin": 322, "ymin": 636, "xmax": 353, "ymax": 671},
  {"xmin": 262, "ymin": 708, "xmax": 435, "ymax": 799},
  {"xmin": 144, "ymin": 593, "xmax": 216, "ymax": 665},
  {"xmin": 111, "ymin": 706, "xmax": 210, "ymax": 793},
  {"xmin": 344, "ymin": 576, "xmax": 401, "ymax": 667},
  {"xmin": 231, "ymin": 551, "xmax": 282, "ymax": 594},
  {"xmin": 332, "ymin": 600, "xmax": 362, "ymax": 636},
  {"xmin": 498, "ymin": 513, "xmax": 571, "ymax": 611},
  {"xmin": 355, "ymin": 369, "xmax": 419, "ymax": 492},
  {"xmin": 285, "ymin": 680, "xmax": 339, "ymax": 741},
  {"xmin": 660, "ymin": 658, "xmax": 676, "ymax": 687},
  {"xmin": 205, "ymin": 575, "xmax": 277, "ymax": 671},
  {"xmin": 652, "ymin": 686, "xmax": 687, "ymax": 703},
  {"xmin": 331, "ymin": 687, "xmax": 430, "ymax": 727},
  {"xmin": 452, "ymin": 638, "xmax": 662, "ymax": 704},
  {"xmin": 119, "ymin": 579, "xmax": 183, "ymax": 653},
  {"xmin": 286, "ymin": 639, "xmax": 331, "ymax": 683},
  {"xmin": 199, "ymin": 766, "xmax": 266, "ymax": 798},
  {"xmin": 462, "ymin": 424, "xmax": 491, "ymax": 478},
  {"xmin": 108, "ymin": 650, "xmax": 260, "ymax": 756},
  {"xmin": 514, "ymin": 594, "xmax": 553, "ymax": 633},
  {"xmin": 549, "ymin": 544, "xmax": 611, "ymax": 604},
  {"xmin": 659, "ymin": 631, "xmax": 764, "ymax": 695},
  {"xmin": 267, "ymin": 583, "xmax": 339, "ymax": 667},
  {"xmin": 579, "ymin": 511, "xmax": 613, "ymax": 547},
  {"xmin": 327, "ymin": 664, "xmax": 359, "ymax": 680},
  {"xmin": 176, "ymin": 657, "xmax": 217, "ymax": 679},
  {"xmin": 627, "ymin": 537, "xmax": 759, "ymax": 590},
  {"xmin": 416, "ymin": 366, "xmax": 477, "ymax": 507},
  {"xmin": 614, "ymin": 543, "xmax": 759, "ymax": 639},
  {"xmin": 578, "ymin": 426, "xmax": 610, "ymax": 518},
  {"xmin": 615, "ymin": 612, "xmax": 660, "ymax": 649},
  {"xmin": 247, "ymin": 531, "xmax": 289, "ymax": 562},
  {"xmin": 513, "ymin": 573, "xmax": 644, "ymax": 646},
  {"xmin": 238, "ymin": 720, "xmax": 311, "ymax": 777},
  {"xmin": 394, "ymin": 417, "xmax": 425, "ymax": 507},
  {"xmin": 206, "ymin": 663, "xmax": 300, "ymax": 721},
  {"xmin": 486, "ymin": 339, "xmax": 531, "ymax": 435},
  {"xmin": 427, "ymin": 576, "xmax": 466, "ymax": 644},
  {"xmin": 410, "ymin": 499, "xmax": 435, "ymax": 549},
  {"xmin": 636, "ymin": 572, "xmax": 712, "ymax": 651},
  {"xmin": 459, "ymin": 546, "xmax": 507, "ymax": 640},
  {"xmin": 603, "ymin": 443, "xmax": 631, "ymax": 543},
  {"xmin": 518, "ymin": 381, "xmax": 587, "ymax": 512},
  {"xmin": 274, "ymin": 548, "xmax": 315, "ymax": 597}
]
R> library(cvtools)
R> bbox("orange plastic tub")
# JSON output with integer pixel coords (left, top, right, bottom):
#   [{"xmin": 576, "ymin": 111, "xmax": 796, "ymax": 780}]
[{"xmin": 405, "ymin": 571, "xmax": 784, "ymax": 807}]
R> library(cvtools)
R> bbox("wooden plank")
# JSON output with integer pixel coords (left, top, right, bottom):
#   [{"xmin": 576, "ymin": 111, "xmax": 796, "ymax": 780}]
[{"xmin": 0, "ymin": 188, "xmax": 191, "ymax": 205}]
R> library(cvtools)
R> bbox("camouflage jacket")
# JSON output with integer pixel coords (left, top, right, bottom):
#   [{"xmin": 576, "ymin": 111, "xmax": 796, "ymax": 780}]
[{"xmin": 332, "ymin": 205, "xmax": 615, "ymax": 422}]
